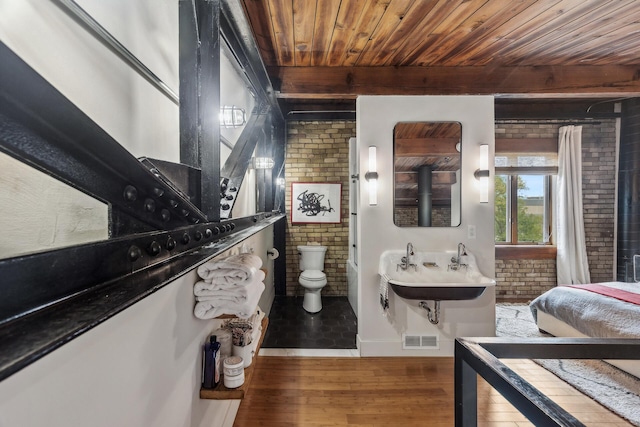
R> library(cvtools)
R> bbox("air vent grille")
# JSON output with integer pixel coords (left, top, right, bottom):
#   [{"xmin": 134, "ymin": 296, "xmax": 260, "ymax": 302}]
[{"xmin": 402, "ymin": 334, "xmax": 439, "ymax": 349}]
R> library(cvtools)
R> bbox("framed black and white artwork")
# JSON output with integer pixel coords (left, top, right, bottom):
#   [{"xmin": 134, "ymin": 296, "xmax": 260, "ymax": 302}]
[{"xmin": 291, "ymin": 182, "xmax": 341, "ymax": 224}]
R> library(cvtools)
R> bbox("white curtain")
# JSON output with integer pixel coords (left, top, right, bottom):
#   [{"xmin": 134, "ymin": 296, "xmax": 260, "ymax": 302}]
[{"xmin": 556, "ymin": 125, "xmax": 590, "ymax": 284}]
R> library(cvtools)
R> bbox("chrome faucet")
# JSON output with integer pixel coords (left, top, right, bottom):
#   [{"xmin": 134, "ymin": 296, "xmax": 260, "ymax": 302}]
[
  {"xmin": 397, "ymin": 242, "xmax": 417, "ymax": 271},
  {"xmin": 457, "ymin": 242, "xmax": 467, "ymax": 260},
  {"xmin": 449, "ymin": 243, "xmax": 468, "ymax": 271}
]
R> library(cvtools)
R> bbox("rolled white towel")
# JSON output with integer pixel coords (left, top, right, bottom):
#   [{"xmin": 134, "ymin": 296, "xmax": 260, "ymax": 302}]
[
  {"xmin": 196, "ymin": 280, "xmax": 264, "ymax": 304},
  {"xmin": 194, "ymin": 281, "xmax": 264, "ymax": 319},
  {"xmin": 197, "ymin": 253, "xmax": 263, "ymax": 285},
  {"xmin": 194, "ymin": 269, "xmax": 266, "ymax": 296}
]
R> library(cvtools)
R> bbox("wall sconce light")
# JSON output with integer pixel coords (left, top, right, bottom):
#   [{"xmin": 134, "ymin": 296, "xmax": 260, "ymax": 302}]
[
  {"xmin": 474, "ymin": 144, "xmax": 489, "ymax": 203},
  {"xmin": 276, "ymin": 177, "xmax": 285, "ymax": 187},
  {"xmin": 365, "ymin": 146, "xmax": 378, "ymax": 206},
  {"xmin": 252, "ymin": 157, "xmax": 275, "ymax": 169},
  {"xmin": 220, "ymin": 105, "xmax": 246, "ymax": 128}
]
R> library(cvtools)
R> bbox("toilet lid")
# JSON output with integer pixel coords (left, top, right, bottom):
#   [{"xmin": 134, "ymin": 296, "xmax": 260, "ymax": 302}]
[{"xmin": 300, "ymin": 270, "xmax": 326, "ymax": 281}]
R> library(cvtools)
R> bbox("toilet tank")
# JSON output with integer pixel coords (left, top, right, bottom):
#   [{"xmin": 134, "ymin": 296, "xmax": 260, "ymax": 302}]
[{"xmin": 297, "ymin": 245, "xmax": 327, "ymax": 271}]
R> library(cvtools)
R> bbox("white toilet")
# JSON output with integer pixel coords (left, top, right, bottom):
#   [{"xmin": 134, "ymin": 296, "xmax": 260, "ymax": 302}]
[{"xmin": 297, "ymin": 245, "xmax": 328, "ymax": 313}]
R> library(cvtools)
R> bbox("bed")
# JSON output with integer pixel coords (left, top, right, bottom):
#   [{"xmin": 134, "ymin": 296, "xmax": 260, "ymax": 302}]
[{"xmin": 530, "ymin": 281, "xmax": 640, "ymax": 378}]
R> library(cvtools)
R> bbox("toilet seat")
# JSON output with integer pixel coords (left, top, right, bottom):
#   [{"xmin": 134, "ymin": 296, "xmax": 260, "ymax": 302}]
[
  {"xmin": 300, "ymin": 270, "xmax": 326, "ymax": 281},
  {"xmin": 299, "ymin": 270, "xmax": 327, "ymax": 292}
]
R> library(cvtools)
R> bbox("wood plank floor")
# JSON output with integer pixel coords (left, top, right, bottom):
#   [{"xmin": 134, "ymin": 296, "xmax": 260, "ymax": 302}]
[{"xmin": 233, "ymin": 356, "xmax": 633, "ymax": 427}]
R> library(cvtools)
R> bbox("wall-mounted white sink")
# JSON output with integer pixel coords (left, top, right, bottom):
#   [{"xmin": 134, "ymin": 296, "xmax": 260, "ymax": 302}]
[{"xmin": 379, "ymin": 249, "xmax": 495, "ymax": 301}]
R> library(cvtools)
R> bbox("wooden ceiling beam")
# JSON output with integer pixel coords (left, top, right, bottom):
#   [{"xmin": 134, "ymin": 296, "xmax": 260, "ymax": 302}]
[{"xmin": 271, "ymin": 65, "xmax": 640, "ymax": 98}]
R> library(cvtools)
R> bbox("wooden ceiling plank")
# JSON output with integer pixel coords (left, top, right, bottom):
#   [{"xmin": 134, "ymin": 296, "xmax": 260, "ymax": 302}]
[
  {"xmin": 474, "ymin": 0, "xmax": 613, "ymax": 66},
  {"xmin": 415, "ymin": 0, "xmax": 543, "ymax": 67},
  {"xmin": 267, "ymin": 0, "xmax": 295, "ymax": 66},
  {"xmin": 389, "ymin": 0, "xmax": 489, "ymax": 66},
  {"xmin": 513, "ymin": 1, "xmax": 640, "ymax": 66},
  {"xmin": 292, "ymin": 0, "xmax": 317, "ymax": 66},
  {"xmin": 240, "ymin": 0, "xmax": 278, "ymax": 66},
  {"xmin": 550, "ymin": 22, "xmax": 640, "ymax": 66},
  {"xmin": 274, "ymin": 65, "xmax": 640, "ymax": 97},
  {"xmin": 310, "ymin": 0, "xmax": 341, "ymax": 66},
  {"xmin": 325, "ymin": 0, "xmax": 367, "ymax": 66},
  {"xmin": 353, "ymin": 0, "xmax": 418, "ymax": 65},
  {"xmin": 342, "ymin": 0, "xmax": 392, "ymax": 66},
  {"xmin": 592, "ymin": 39, "xmax": 640, "ymax": 65},
  {"xmin": 444, "ymin": 0, "xmax": 564, "ymax": 66},
  {"xmin": 247, "ymin": 0, "xmax": 640, "ymax": 74},
  {"xmin": 498, "ymin": 0, "xmax": 634, "ymax": 66}
]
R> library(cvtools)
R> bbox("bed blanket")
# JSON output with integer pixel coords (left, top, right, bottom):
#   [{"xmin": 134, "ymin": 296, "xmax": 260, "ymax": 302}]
[
  {"xmin": 530, "ymin": 281, "xmax": 640, "ymax": 339},
  {"xmin": 568, "ymin": 284, "xmax": 640, "ymax": 305}
]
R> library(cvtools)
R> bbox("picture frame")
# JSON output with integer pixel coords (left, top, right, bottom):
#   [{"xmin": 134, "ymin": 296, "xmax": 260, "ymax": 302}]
[{"xmin": 291, "ymin": 182, "xmax": 342, "ymax": 224}]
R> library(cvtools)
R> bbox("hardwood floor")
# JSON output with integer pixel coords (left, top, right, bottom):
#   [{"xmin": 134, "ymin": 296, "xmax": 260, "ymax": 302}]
[{"xmin": 234, "ymin": 356, "xmax": 633, "ymax": 427}]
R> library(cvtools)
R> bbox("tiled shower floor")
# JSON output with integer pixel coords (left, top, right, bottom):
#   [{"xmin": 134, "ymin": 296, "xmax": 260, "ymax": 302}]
[{"xmin": 262, "ymin": 296, "xmax": 357, "ymax": 349}]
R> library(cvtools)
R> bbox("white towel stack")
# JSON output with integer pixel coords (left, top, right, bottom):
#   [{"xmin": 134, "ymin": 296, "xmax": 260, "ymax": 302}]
[{"xmin": 193, "ymin": 253, "xmax": 265, "ymax": 319}]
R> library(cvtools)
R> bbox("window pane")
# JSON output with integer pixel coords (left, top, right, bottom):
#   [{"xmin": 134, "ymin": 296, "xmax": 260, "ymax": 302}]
[
  {"xmin": 517, "ymin": 175, "xmax": 544, "ymax": 243},
  {"xmin": 494, "ymin": 175, "xmax": 508, "ymax": 243}
]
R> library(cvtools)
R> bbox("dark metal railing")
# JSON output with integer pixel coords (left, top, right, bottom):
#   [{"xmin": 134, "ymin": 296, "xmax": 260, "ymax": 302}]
[{"xmin": 455, "ymin": 337, "xmax": 640, "ymax": 426}]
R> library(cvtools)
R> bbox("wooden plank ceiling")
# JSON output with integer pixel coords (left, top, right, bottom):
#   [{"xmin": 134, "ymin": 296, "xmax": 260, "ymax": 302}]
[{"xmin": 240, "ymin": 0, "xmax": 640, "ymax": 113}]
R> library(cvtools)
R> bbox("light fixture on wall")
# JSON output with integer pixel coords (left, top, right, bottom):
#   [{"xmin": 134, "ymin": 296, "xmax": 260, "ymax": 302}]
[
  {"xmin": 252, "ymin": 157, "xmax": 275, "ymax": 169},
  {"xmin": 220, "ymin": 105, "xmax": 246, "ymax": 128},
  {"xmin": 276, "ymin": 177, "xmax": 285, "ymax": 187},
  {"xmin": 474, "ymin": 144, "xmax": 489, "ymax": 203},
  {"xmin": 365, "ymin": 146, "xmax": 378, "ymax": 206}
]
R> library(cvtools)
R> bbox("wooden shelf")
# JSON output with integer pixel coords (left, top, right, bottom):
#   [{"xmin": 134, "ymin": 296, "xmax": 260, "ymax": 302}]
[{"xmin": 200, "ymin": 316, "xmax": 268, "ymax": 400}]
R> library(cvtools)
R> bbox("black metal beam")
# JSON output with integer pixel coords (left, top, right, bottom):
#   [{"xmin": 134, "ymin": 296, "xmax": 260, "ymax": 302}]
[
  {"xmin": 0, "ymin": 212, "xmax": 275, "ymax": 325},
  {"xmin": 0, "ymin": 43, "xmax": 208, "ymax": 232},
  {"xmin": 255, "ymin": 112, "xmax": 273, "ymax": 212},
  {"xmin": 479, "ymin": 337, "xmax": 640, "ymax": 359},
  {"xmin": 455, "ymin": 337, "xmax": 640, "ymax": 427},
  {"xmin": 0, "ymin": 213, "xmax": 284, "ymax": 382},
  {"xmin": 454, "ymin": 346, "xmax": 478, "ymax": 426},
  {"xmin": 179, "ymin": 0, "xmax": 200, "ymax": 168},
  {"xmin": 220, "ymin": 110, "xmax": 268, "ymax": 218},
  {"xmin": 494, "ymin": 99, "xmax": 620, "ymax": 120},
  {"xmin": 285, "ymin": 110, "xmax": 357, "ymax": 121},
  {"xmin": 196, "ymin": 0, "xmax": 222, "ymax": 220}
]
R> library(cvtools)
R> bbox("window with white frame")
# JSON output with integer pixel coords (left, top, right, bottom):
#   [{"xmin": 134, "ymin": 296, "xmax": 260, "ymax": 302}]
[{"xmin": 495, "ymin": 139, "xmax": 557, "ymax": 245}]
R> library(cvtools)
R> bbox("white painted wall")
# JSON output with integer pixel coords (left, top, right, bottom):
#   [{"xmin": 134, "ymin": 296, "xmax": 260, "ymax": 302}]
[
  {"xmin": 0, "ymin": 0, "xmax": 179, "ymax": 161},
  {"xmin": 0, "ymin": 151, "xmax": 108, "ymax": 259},
  {"xmin": 0, "ymin": 227, "xmax": 275, "ymax": 427},
  {"xmin": 356, "ymin": 95, "xmax": 496, "ymax": 357}
]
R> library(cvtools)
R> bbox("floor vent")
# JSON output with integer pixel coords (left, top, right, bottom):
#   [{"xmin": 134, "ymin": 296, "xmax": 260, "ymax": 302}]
[{"xmin": 402, "ymin": 334, "xmax": 439, "ymax": 349}]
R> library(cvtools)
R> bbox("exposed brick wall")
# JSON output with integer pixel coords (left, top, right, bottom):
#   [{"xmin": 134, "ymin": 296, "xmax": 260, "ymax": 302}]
[
  {"xmin": 495, "ymin": 259, "xmax": 556, "ymax": 300},
  {"xmin": 284, "ymin": 121, "xmax": 355, "ymax": 296},
  {"xmin": 494, "ymin": 120, "xmax": 616, "ymax": 301},
  {"xmin": 282, "ymin": 119, "xmax": 616, "ymax": 300},
  {"xmin": 582, "ymin": 122, "xmax": 617, "ymax": 283}
]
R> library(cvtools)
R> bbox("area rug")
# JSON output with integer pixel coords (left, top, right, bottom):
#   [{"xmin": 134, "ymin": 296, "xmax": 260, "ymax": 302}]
[{"xmin": 496, "ymin": 304, "xmax": 640, "ymax": 426}]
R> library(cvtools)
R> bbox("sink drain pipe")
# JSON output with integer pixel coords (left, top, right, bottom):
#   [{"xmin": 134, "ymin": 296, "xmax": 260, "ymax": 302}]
[{"xmin": 419, "ymin": 300, "xmax": 440, "ymax": 325}]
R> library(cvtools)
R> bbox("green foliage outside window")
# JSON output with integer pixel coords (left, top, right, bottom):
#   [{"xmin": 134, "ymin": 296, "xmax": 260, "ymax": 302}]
[
  {"xmin": 495, "ymin": 175, "xmax": 544, "ymax": 243},
  {"xmin": 495, "ymin": 176, "xmax": 507, "ymax": 242}
]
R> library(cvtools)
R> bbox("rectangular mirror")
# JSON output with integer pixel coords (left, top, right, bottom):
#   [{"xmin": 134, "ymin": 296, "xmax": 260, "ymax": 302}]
[{"xmin": 393, "ymin": 122, "xmax": 462, "ymax": 227}]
